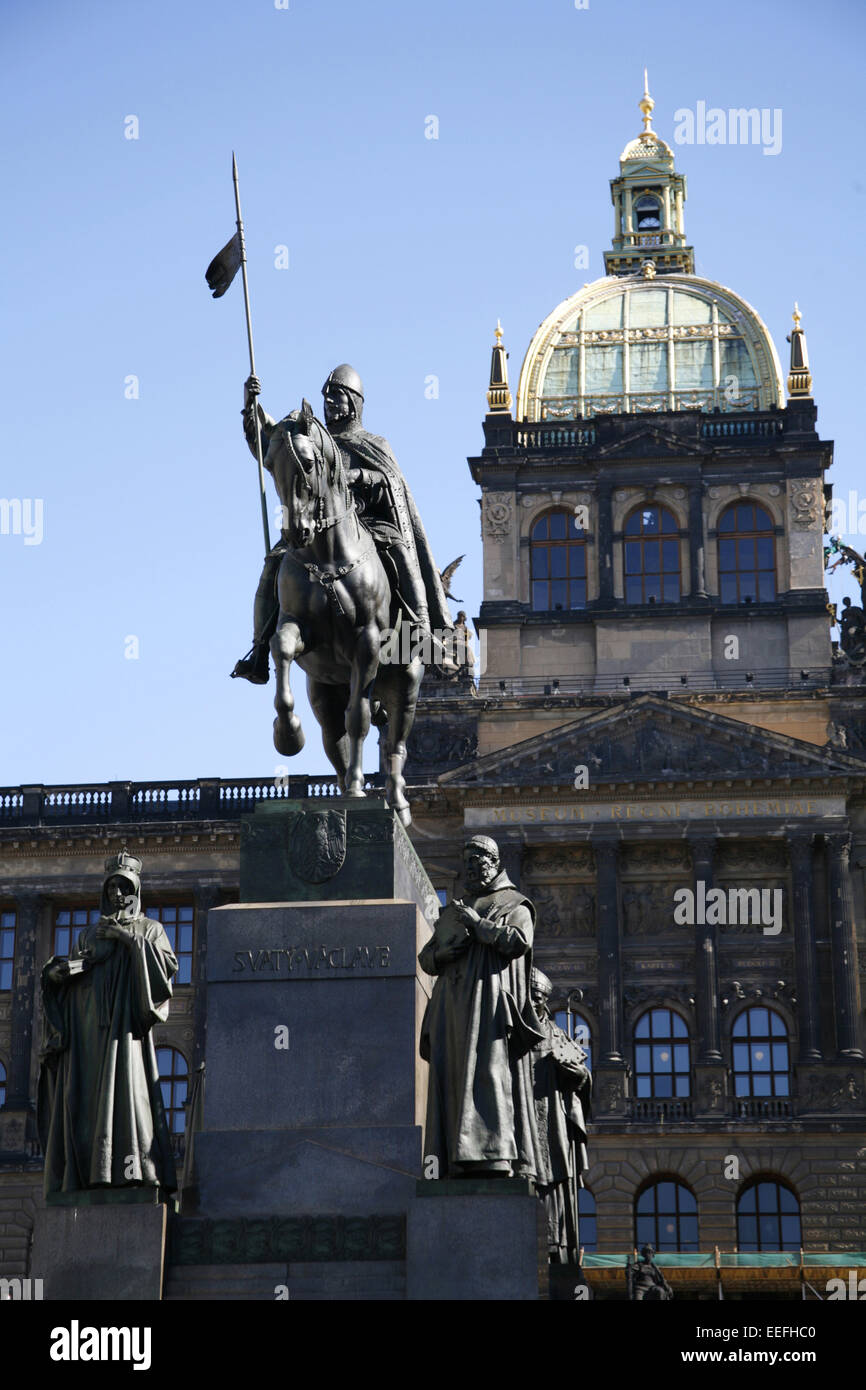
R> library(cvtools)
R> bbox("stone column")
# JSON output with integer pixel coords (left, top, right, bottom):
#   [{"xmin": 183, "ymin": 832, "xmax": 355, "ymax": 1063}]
[
  {"xmin": 6, "ymin": 890, "xmax": 42, "ymax": 1109},
  {"xmin": 689, "ymin": 837, "xmax": 721, "ymax": 1063},
  {"xmin": 597, "ymin": 481, "xmax": 614, "ymax": 604},
  {"xmin": 191, "ymin": 884, "xmax": 221, "ymax": 1074},
  {"xmin": 688, "ymin": 483, "xmax": 708, "ymax": 598},
  {"xmin": 826, "ymin": 832, "xmax": 864, "ymax": 1060},
  {"xmin": 787, "ymin": 831, "xmax": 822, "ymax": 1062},
  {"xmin": 595, "ymin": 841, "xmax": 624, "ymax": 1065}
]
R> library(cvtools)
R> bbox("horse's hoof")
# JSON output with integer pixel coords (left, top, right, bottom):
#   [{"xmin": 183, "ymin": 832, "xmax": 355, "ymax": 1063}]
[
  {"xmin": 395, "ymin": 805, "xmax": 412, "ymax": 827},
  {"xmin": 273, "ymin": 716, "xmax": 305, "ymax": 756},
  {"xmin": 344, "ymin": 784, "xmax": 367, "ymax": 799}
]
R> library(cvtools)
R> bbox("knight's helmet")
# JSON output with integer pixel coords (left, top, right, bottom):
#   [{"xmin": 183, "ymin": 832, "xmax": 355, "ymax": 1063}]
[
  {"xmin": 101, "ymin": 847, "xmax": 142, "ymax": 917},
  {"xmin": 322, "ymin": 363, "xmax": 364, "ymax": 423}
]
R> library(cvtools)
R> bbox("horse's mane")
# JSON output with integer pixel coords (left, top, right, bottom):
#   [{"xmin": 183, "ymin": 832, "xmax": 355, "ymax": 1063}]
[{"xmin": 284, "ymin": 398, "xmax": 346, "ymax": 493}]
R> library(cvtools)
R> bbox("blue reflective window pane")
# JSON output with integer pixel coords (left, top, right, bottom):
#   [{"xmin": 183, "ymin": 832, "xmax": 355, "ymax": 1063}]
[
  {"xmin": 0, "ymin": 964, "xmax": 11, "ymax": 991},
  {"xmin": 737, "ymin": 504, "xmax": 754, "ymax": 530},
  {"xmin": 569, "ymin": 581, "xmax": 586, "ymax": 610},
  {"xmin": 756, "ymin": 537, "xmax": 774, "ymax": 569},
  {"xmin": 625, "ymin": 577, "xmax": 643, "ymax": 604},
  {"xmin": 662, "ymin": 576, "xmax": 680, "ymax": 602},
  {"xmin": 635, "ymin": 1015, "xmax": 651, "ymax": 1038},
  {"xmin": 657, "ymin": 1182, "xmax": 676, "ymax": 1208},
  {"xmin": 671, "ymin": 1014, "xmax": 687, "ymax": 1038},
  {"xmin": 738, "ymin": 1217, "xmax": 758, "ymax": 1248},
  {"xmin": 779, "ymin": 1186, "xmax": 798, "ymax": 1213},
  {"xmin": 662, "ymin": 540, "xmax": 679, "ymax": 571},
  {"xmin": 0, "ymin": 930, "xmax": 14, "ymax": 957},
  {"xmin": 752, "ymin": 1075, "xmax": 772, "ymax": 1096},
  {"xmin": 752, "ymin": 1008, "xmax": 769, "ymax": 1033},
  {"xmin": 732, "ymin": 1014, "xmax": 747, "ymax": 1037},
  {"xmin": 549, "ymin": 512, "xmax": 566, "ymax": 539},
  {"xmin": 770, "ymin": 1012, "xmax": 786, "ymax": 1038},
  {"xmin": 674, "ymin": 1045, "xmax": 689, "ymax": 1070},
  {"xmin": 653, "ymin": 1045, "xmax": 672, "ymax": 1072},
  {"xmin": 642, "ymin": 509, "xmax": 660, "ymax": 534},
  {"xmin": 531, "ymin": 548, "xmax": 548, "ymax": 578},
  {"xmin": 754, "ymin": 506, "xmax": 773, "ymax": 530},
  {"xmin": 780, "ymin": 1216, "xmax": 801, "ymax": 1248},
  {"xmin": 720, "ymin": 575, "xmax": 738, "ymax": 603},
  {"xmin": 758, "ymin": 572, "xmax": 776, "ymax": 600},
  {"xmin": 644, "ymin": 575, "xmax": 661, "ymax": 602},
  {"xmin": 643, "ymin": 542, "xmax": 660, "ymax": 573},
  {"xmin": 775, "ymin": 1075, "xmax": 790, "ymax": 1097},
  {"xmin": 739, "ymin": 1186, "xmax": 756, "ymax": 1213},
  {"xmin": 550, "ymin": 547, "xmax": 567, "ymax": 579},
  {"xmin": 772, "ymin": 1043, "xmax": 788, "ymax": 1070},
  {"xmin": 532, "ymin": 516, "xmax": 548, "ymax": 540},
  {"xmin": 757, "ymin": 1183, "xmax": 777, "ymax": 1210},
  {"xmin": 570, "ymin": 546, "xmax": 586, "ymax": 577},
  {"xmin": 651, "ymin": 1010, "xmax": 670, "ymax": 1037},
  {"xmin": 532, "ymin": 582, "xmax": 547, "ymax": 611},
  {"xmin": 178, "ymin": 958, "xmax": 191, "ymax": 985},
  {"xmin": 625, "ymin": 542, "xmax": 642, "ymax": 574},
  {"xmin": 179, "ymin": 924, "xmax": 193, "ymax": 952},
  {"xmin": 734, "ymin": 1074, "xmax": 750, "ymax": 1096},
  {"xmin": 675, "ymin": 1075, "xmax": 690, "ymax": 1098},
  {"xmin": 750, "ymin": 1046, "xmax": 770, "ymax": 1072},
  {"xmin": 718, "ymin": 509, "xmax": 735, "ymax": 532},
  {"xmin": 737, "ymin": 538, "xmax": 755, "ymax": 569},
  {"xmin": 624, "ymin": 511, "xmax": 641, "ymax": 535},
  {"xmin": 550, "ymin": 580, "xmax": 567, "ymax": 610},
  {"xmin": 635, "ymin": 1044, "xmax": 651, "ymax": 1072}
]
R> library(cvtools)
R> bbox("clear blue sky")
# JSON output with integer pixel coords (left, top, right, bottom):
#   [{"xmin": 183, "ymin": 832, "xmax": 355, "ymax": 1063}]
[{"xmin": 1, "ymin": 0, "xmax": 862, "ymax": 787}]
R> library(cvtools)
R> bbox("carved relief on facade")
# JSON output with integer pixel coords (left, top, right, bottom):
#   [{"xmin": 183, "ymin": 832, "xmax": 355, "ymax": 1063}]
[
  {"xmin": 622, "ymin": 842, "xmax": 690, "ymax": 874},
  {"xmin": 713, "ymin": 877, "xmax": 789, "ymax": 934},
  {"xmin": 525, "ymin": 845, "xmax": 594, "ymax": 876},
  {"xmin": 622, "ymin": 882, "xmax": 685, "ymax": 936},
  {"xmin": 532, "ymin": 882, "xmax": 596, "ymax": 938},
  {"xmin": 483, "ymin": 492, "xmax": 513, "ymax": 538},
  {"xmin": 789, "ymin": 478, "xmax": 822, "ymax": 530},
  {"xmin": 715, "ymin": 842, "xmax": 788, "ymax": 875}
]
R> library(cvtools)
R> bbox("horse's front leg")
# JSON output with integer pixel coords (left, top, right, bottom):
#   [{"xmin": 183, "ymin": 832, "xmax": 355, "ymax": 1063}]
[
  {"xmin": 344, "ymin": 623, "xmax": 380, "ymax": 798},
  {"xmin": 270, "ymin": 617, "xmax": 306, "ymax": 756}
]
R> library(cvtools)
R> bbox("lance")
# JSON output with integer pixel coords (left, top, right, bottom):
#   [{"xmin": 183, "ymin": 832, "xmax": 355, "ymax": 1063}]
[{"xmin": 232, "ymin": 154, "xmax": 271, "ymax": 555}]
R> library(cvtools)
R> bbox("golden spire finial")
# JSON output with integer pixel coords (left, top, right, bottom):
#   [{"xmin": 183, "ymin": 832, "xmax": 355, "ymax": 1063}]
[
  {"xmin": 639, "ymin": 68, "xmax": 655, "ymax": 132},
  {"xmin": 487, "ymin": 320, "xmax": 512, "ymax": 415},
  {"xmin": 787, "ymin": 301, "xmax": 812, "ymax": 398}
]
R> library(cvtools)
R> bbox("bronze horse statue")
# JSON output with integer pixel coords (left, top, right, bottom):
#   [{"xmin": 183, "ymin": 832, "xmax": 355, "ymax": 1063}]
[{"xmin": 266, "ymin": 400, "xmax": 423, "ymax": 825}]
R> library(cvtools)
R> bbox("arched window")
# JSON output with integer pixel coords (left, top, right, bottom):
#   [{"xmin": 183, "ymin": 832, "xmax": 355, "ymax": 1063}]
[
  {"xmin": 0, "ymin": 1059, "xmax": 6, "ymax": 1109},
  {"xmin": 156, "ymin": 1047, "xmax": 189, "ymax": 1135},
  {"xmin": 635, "ymin": 1180, "xmax": 698, "ymax": 1252},
  {"xmin": 531, "ymin": 510, "xmax": 587, "ymax": 612},
  {"xmin": 554, "ymin": 1010, "xmax": 593, "ymax": 1074},
  {"xmin": 718, "ymin": 502, "xmax": 776, "ymax": 603},
  {"xmin": 634, "ymin": 1009, "xmax": 690, "ymax": 1098},
  {"xmin": 737, "ymin": 1180, "xmax": 801, "ymax": 1252},
  {"xmin": 578, "ymin": 1189, "xmax": 597, "ymax": 1252},
  {"xmin": 633, "ymin": 194, "xmax": 661, "ymax": 232},
  {"xmin": 732, "ymin": 1007, "xmax": 789, "ymax": 1098},
  {"xmin": 623, "ymin": 505, "xmax": 681, "ymax": 604}
]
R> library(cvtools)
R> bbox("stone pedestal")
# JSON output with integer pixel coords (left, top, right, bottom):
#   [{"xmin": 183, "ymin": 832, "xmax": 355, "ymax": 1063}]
[
  {"xmin": 194, "ymin": 896, "xmax": 432, "ymax": 1216},
  {"xmin": 31, "ymin": 1200, "xmax": 167, "ymax": 1300},
  {"xmin": 406, "ymin": 1179, "xmax": 547, "ymax": 1301}
]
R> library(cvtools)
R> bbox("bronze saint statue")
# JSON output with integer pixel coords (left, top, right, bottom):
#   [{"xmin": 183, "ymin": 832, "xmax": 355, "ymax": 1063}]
[
  {"xmin": 530, "ymin": 969, "xmax": 592, "ymax": 1264},
  {"xmin": 418, "ymin": 836, "xmax": 544, "ymax": 1176},
  {"xmin": 37, "ymin": 851, "xmax": 178, "ymax": 1202},
  {"xmin": 626, "ymin": 1244, "xmax": 674, "ymax": 1301}
]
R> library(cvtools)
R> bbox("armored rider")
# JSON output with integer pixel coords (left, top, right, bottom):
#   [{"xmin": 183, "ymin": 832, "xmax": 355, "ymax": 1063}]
[{"xmin": 231, "ymin": 364, "xmax": 452, "ymax": 684}]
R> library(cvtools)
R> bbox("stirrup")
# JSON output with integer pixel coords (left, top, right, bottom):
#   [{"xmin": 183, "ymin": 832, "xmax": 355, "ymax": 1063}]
[{"xmin": 230, "ymin": 644, "xmax": 270, "ymax": 685}]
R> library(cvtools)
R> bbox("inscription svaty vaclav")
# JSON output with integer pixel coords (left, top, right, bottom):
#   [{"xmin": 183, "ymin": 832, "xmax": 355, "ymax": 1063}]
[{"xmin": 232, "ymin": 945, "xmax": 392, "ymax": 974}]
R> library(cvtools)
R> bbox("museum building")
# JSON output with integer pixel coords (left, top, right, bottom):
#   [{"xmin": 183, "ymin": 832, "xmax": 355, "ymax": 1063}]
[{"xmin": 2, "ymin": 87, "xmax": 866, "ymax": 1298}]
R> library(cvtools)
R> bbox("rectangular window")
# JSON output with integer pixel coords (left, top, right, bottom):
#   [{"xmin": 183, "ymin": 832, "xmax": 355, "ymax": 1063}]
[
  {"xmin": 151, "ymin": 905, "xmax": 195, "ymax": 985},
  {"xmin": 0, "ymin": 912, "xmax": 15, "ymax": 991}
]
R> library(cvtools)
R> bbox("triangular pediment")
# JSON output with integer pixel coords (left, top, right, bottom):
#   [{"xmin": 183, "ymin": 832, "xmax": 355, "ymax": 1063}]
[
  {"xmin": 439, "ymin": 695, "xmax": 866, "ymax": 790},
  {"xmin": 595, "ymin": 425, "xmax": 701, "ymax": 459}
]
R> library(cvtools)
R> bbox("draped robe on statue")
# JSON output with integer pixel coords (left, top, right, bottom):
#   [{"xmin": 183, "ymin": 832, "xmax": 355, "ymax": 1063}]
[
  {"xmin": 37, "ymin": 877, "xmax": 178, "ymax": 1198},
  {"xmin": 418, "ymin": 873, "xmax": 544, "ymax": 1174},
  {"xmin": 533, "ymin": 1014, "xmax": 591, "ymax": 1263}
]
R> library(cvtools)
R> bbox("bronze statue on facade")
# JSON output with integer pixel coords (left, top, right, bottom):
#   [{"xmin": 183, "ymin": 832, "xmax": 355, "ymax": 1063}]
[
  {"xmin": 418, "ymin": 836, "xmax": 544, "ymax": 1176},
  {"xmin": 626, "ymin": 1244, "xmax": 674, "ymax": 1300},
  {"xmin": 37, "ymin": 852, "xmax": 178, "ymax": 1202}
]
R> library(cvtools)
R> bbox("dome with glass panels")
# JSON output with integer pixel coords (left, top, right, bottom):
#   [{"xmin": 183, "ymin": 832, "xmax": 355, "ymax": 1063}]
[
  {"xmin": 516, "ymin": 273, "xmax": 785, "ymax": 421},
  {"xmin": 514, "ymin": 82, "xmax": 786, "ymax": 422}
]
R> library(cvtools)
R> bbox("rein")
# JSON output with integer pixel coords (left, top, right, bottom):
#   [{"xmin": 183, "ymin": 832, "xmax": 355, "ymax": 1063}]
[{"xmin": 282, "ymin": 541, "xmax": 377, "ymax": 620}]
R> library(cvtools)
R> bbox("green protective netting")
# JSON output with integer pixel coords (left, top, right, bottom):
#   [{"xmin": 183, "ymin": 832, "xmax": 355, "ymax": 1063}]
[
  {"xmin": 719, "ymin": 1253, "xmax": 798, "ymax": 1267},
  {"xmin": 801, "ymin": 1252, "xmax": 866, "ymax": 1267},
  {"xmin": 583, "ymin": 1253, "xmax": 714, "ymax": 1268}
]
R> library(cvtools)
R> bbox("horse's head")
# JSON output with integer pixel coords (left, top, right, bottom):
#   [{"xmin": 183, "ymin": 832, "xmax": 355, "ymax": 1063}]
[{"xmin": 280, "ymin": 399, "xmax": 352, "ymax": 547}]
